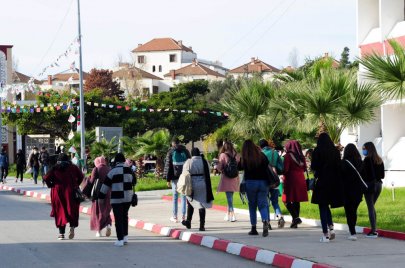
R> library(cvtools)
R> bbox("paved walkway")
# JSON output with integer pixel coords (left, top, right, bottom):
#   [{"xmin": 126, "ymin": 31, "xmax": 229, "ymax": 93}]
[{"xmin": 2, "ymin": 179, "xmax": 405, "ymax": 268}]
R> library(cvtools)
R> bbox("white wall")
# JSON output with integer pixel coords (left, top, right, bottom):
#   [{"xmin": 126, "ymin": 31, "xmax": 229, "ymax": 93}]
[
  {"xmin": 167, "ymin": 74, "xmax": 225, "ymax": 84},
  {"xmin": 381, "ymin": 102, "xmax": 405, "ymax": 156},
  {"xmin": 357, "ymin": 0, "xmax": 380, "ymax": 45},
  {"xmin": 357, "ymin": 107, "xmax": 381, "ymax": 150},
  {"xmin": 133, "ymin": 50, "xmax": 197, "ymax": 79},
  {"xmin": 380, "ymin": 0, "xmax": 404, "ymax": 39}
]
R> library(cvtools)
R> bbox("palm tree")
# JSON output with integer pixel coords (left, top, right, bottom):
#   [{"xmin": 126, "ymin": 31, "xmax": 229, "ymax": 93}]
[
  {"xmin": 275, "ymin": 69, "xmax": 382, "ymax": 144},
  {"xmin": 220, "ymin": 78, "xmax": 282, "ymax": 141},
  {"xmin": 133, "ymin": 129, "xmax": 171, "ymax": 177},
  {"xmin": 64, "ymin": 130, "xmax": 96, "ymax": 156},
  {"xmin": 90, "ymin": 137, "xmax": 118, "ymax": 163},
  {"xmin": 359, "ymin": 39, "xmax": 405, "ymax": 100}
]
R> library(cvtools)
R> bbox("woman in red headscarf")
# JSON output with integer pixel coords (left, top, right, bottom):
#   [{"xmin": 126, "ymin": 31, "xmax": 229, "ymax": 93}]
[
  {"xmin": 90, "ymin": 156, "xmax": 112, "ymax": 237},
  {"xmin": 282, "ymin": 140, "xmax": 308, "ymax": 228}
]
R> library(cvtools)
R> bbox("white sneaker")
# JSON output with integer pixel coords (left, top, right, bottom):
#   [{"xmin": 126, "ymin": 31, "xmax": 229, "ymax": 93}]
[
  {"xmin": 123, "ymin": 236, "xmax": 128, "ymax": 245},
  {"xmin": 170, "ymin": 216, "xmax": 178, "ymax": 223},
  {"xmin": 348, "ymin": 235, "xmax": 357, "ymax": 241},
  {"xmin": 114, "ymin": 240, "xmax": 124, "ymax": 247},
  {"xmin": 329, "ymin": 230, "xmax": 336, "ymax": 240},
  {"xmin": 96, "ymin": 231, "xmax": 101, "ymax": 237},
  {"xmin": 230, "ymin": 215, "xmax": 236, "ymax": 222},
  {"xmin": 224, "ymin": 214, "xmax": 229, "ymax": 221},
  {"xmin": 320, "ymin": 236, "xmax": 330, "ymax": 243}
]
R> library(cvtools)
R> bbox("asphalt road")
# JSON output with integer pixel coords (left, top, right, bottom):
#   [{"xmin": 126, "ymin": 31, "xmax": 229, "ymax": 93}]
[{"xmin": 0, "ymin": 190, "xmax": 268, "ymax": 268}]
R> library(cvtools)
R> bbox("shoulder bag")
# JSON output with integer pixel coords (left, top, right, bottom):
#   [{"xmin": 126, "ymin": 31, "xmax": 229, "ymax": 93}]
[
  {"xmin": 345, "ymin": 159, "xmax": 368, "ymax": 193},
  {"xmin": 71, "ymin": 173, "xmax": 86, "ymax": 203}
]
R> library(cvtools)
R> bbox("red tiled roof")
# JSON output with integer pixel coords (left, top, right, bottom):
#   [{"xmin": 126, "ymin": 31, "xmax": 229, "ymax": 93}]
[
  {"xmin": 12, "ymin": 71, "xmax": 41, "ymax": 84},
  {"xmin": 49, "ymin": 71, "xmax": 89, "ymax": 82},
  {"xmin": 113, "ymin": 67, "xmax": 162, "ymax": 80},
  {"xmin": 229, "ymin": 58, "xmax": 280, "ymax": 74},
  {"xmin": 163, "ymin": 61, "xmax": 225, "ymax": 78},
  {"xmin": 132, "ymin": 38, "xmax": 194, "ymax": 53}
]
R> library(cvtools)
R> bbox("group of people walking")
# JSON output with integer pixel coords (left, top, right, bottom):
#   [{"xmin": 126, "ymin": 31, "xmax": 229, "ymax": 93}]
[
  {"xmin": 33, "ymin": 132, "xmax": 384, "ymax": 246},
  {"xmin": 44, "ymin": 152, "xmax": 136, "ymax": 247},
  {"xmin": 164, "ymin": 134, "xmax": 385, "ymax": 242}
]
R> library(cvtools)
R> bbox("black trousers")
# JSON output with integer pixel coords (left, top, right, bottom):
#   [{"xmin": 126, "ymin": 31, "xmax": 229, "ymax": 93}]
[
  {"xmin": 186, "ymin": 201, "xmax": 206, "ymax": 227},
  {"xmin": 1, "ymin": 166, "xmax": 8, "ymax": 180},
  {"xmin": 16, "ymin": 165, "xmax": 24, "ymax": 181},
  {"xmin": 344, "ymin": 201, "xmax": 361, "ymax": 235},
  {"xmin": 112, "ymin": 202, "xmax": 131, "ymax": 240},
  {"xmin": 285, "ymin": 202, "xmax": 300, "ymax": 220}
]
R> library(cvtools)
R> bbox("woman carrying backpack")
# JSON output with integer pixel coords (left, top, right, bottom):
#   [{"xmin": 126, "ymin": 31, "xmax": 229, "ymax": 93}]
[
  {"xmin": 216, "ymin": 141, "xmax": 240, "ymax": 222},
  {"xmin": 239, "ymin": 140, "xmax": 270, "ymax": 237}
]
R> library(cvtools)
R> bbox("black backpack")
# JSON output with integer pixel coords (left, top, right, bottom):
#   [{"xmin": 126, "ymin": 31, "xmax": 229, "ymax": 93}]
[{"xmin": 223, "ymin": 153, "xmax": 239, "ymax": 178}]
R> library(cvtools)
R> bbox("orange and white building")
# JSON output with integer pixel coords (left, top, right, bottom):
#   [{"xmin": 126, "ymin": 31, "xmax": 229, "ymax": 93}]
[
  {"xmin": 229, "ymin": 57, "xmax": 280, "ymax": 80},
  {"xmin": 341, "ymin": 0, "xmax": 405, "ymax": 186}
]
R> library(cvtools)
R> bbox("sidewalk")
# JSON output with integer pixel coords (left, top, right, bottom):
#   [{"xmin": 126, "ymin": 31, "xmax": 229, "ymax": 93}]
[{"xmin": 2, "ymin": 179, "xmax": 405, "ymax": 268}]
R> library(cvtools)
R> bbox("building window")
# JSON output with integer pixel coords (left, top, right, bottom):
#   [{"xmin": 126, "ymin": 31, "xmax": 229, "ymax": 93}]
[
  {"xmin": 153, "ymin": 86, "xmax": 159, "ymax": 94},
  {"xmin": 138, "ymin": 56, "xmax": 145, "ymax": 64},
  {"xmin": 169, "ymin": 54, "xmax": 177, "ymax": 62},
  {"xmin": 152, "ymin": 65, "xmax": 156, "ymax": 72},
  {"xmin": 159, "ymin": 65, "xmax": 162, "ymax": 72}
]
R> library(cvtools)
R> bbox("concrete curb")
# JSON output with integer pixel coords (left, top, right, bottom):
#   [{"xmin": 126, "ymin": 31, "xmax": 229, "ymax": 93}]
[
  {"xmin": 162, "ymin": 195, "xmax": 405, "ymax": 241},
  {"xmin": 0, "ymin": 185, "xmax": 393, "ymax": 267}
]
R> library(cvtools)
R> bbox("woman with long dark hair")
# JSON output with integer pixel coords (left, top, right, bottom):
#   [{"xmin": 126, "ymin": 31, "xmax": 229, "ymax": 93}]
[
  {"xmin": 217, "ymin": 141, "xmax": 240, "ymax": 222},
  {"xmin": 181, "ymin": 148, "xmax": 214, "ymax": 231},
  {"xmin": 239, "ymin": 140, "xmax": 270, "ymax": 237},
  {"xmin": 44, "ymin": 153, "xmax": 84, "ymax": 240},
  {"xmin": 342, "ymin": 143, "xmax": 364, "ymax": 241},
  {"xmin": 362, "ymin": 142, "xmax": 384, "ymax": 238},
  {"xmin": 311, "ymin": 133, "xmax": 344, "ymax": 243},
  {"xmin": 282, "ymin": 140, "xmax": 308, "ymax": 228}
]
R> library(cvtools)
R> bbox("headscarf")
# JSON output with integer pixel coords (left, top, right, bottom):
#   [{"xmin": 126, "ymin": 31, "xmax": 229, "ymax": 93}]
[
  {"xmin": 55, "ymin": 153, "xmax": 71, "ymax": 170},
  {"xmin": 94, "ymin": 156, "xmax": 107, "ymax": 168},
  {"xmin": 285, "ymin": 140, "xmax": 305, "ymax": 166}
]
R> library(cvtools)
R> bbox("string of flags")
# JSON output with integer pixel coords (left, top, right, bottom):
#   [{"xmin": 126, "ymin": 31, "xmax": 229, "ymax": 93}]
[{"xmin": 0, "ymin": 99, "xmax": 229, "ymax": 117}]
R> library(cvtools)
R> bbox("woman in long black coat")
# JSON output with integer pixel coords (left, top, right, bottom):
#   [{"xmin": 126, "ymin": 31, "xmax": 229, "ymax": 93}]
[
  {"xmin": 341, "ymin": 143, "xmax": 364, "ymax": 241},
  {"xmin": 311, "ymin": 133, "xmax": 345, "ymax": 243}
]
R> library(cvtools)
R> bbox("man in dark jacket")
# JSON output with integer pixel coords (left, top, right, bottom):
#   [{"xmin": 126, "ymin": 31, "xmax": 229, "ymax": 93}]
[
  {"xmin": 0, "ymin": 149, "xmax": 9, "ymax": 183},
  {"xmin": 163, "ymin": 138, "xmax": 191, "ymax": 223},
  {"xmin": 40, "ymin": 147, "xmax": 50, "ymax": 186},
  {"xmin": 15, "ymin": 149, "xmax": 26, "ymax": 183}
]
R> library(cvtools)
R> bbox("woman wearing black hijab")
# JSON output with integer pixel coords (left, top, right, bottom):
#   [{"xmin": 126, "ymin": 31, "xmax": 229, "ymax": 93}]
[{"xmin": 311, "ymin": 133, "xmax": 344, "ymax": 243}]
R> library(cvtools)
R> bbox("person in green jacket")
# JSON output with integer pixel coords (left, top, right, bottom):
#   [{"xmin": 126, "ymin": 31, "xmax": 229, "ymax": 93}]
[{"xmin": 259, "ymin": 139, "xmax": 285, "ymax": 228}]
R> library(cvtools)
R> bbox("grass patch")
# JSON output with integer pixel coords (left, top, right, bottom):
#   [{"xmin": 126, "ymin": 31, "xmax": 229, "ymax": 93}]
[
  {"xmin": 210, "ymin": 176, "xmax": 405, "ymax": 232},
  {"xmin": 135, "ymin": 173, "xmax": 168, "ymax": 192}
]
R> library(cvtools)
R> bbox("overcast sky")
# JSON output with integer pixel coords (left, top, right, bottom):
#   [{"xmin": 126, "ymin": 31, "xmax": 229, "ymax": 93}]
[{"xmin": 1, "ymin": 0, "xmax": 357, "ymax": 78}]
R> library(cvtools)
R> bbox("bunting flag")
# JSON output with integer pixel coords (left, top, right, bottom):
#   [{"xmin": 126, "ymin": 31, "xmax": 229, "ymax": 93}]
[{"xmin": 0, "ymin": 99, "xmax": 229, "ymax": 117}]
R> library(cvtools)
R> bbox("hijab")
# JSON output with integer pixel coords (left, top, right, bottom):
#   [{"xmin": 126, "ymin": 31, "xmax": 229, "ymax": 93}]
[
  {"xmin": 94, "ymin": 156, "xmax": 107, "ymax": 168},
  {"xmin": 285, "ymin": 140, "xmax": 305, "ymax": 166}
]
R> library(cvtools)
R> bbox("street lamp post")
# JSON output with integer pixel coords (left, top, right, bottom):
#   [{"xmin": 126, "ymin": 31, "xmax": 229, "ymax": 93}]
[{"xmin": 77, "ymin": 0, "xmax": 86, "ymax": 162}]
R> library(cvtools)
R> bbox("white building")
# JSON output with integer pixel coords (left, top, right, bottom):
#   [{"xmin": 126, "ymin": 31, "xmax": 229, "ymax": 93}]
[
  {"xmin": 229, "ymin": 57, "xmax": 280, "ymax": 80},
  {"xmin": 40, "ymin": 69, "xmax": 89, "ymax": 91},
  {"xmin": 163, "ymin": 59, "xmax": 225, "ymax": 84},
  {"xmin": 132, "ymin": 38, "xmax": 197, "ymax": 79},
  {"xmin": 341, "ymin": 0, "xmax": 405, "ymax": 186},
  {"xmin": 112, "ymin": 64, "xmax": 168, "ymax": 99}
]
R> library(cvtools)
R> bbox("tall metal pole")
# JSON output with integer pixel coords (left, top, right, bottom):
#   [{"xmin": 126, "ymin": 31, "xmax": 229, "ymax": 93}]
[{"xmin": 77, "ymin": 0, "xmax": 86, "ymax": 161}]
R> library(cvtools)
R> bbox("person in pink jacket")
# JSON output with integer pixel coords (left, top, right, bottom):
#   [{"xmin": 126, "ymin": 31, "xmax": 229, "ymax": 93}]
[{"xmin": 216, "ymin": 141, "xmax": 240, "ymax": 222}]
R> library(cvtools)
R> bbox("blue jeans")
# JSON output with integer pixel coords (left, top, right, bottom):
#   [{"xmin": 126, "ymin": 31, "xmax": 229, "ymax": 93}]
[
  {"xmin": 269, "ymin": 188, "xmax": 282, "ymax": 216},
  {"xmin": 171, "ymin": 180, "xmax": 186, "ymax": 218},
  {"xmin": 319, "ymin": 204, "xmax": 333, "ymax": 234},
  {"xmin": 41, "ymin": 165, "xmax": 48, "ymax": 179},
  {"xmin": 32, "ymin": 166, "xmax": 39, "ymax": 184},
  {"xmin": 245, "ymin": 180, "xmax": 269, "ymax": 225},
  {"xmin": 225, "ymin": 192, "xmax": 234, "ymax": 212}
]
